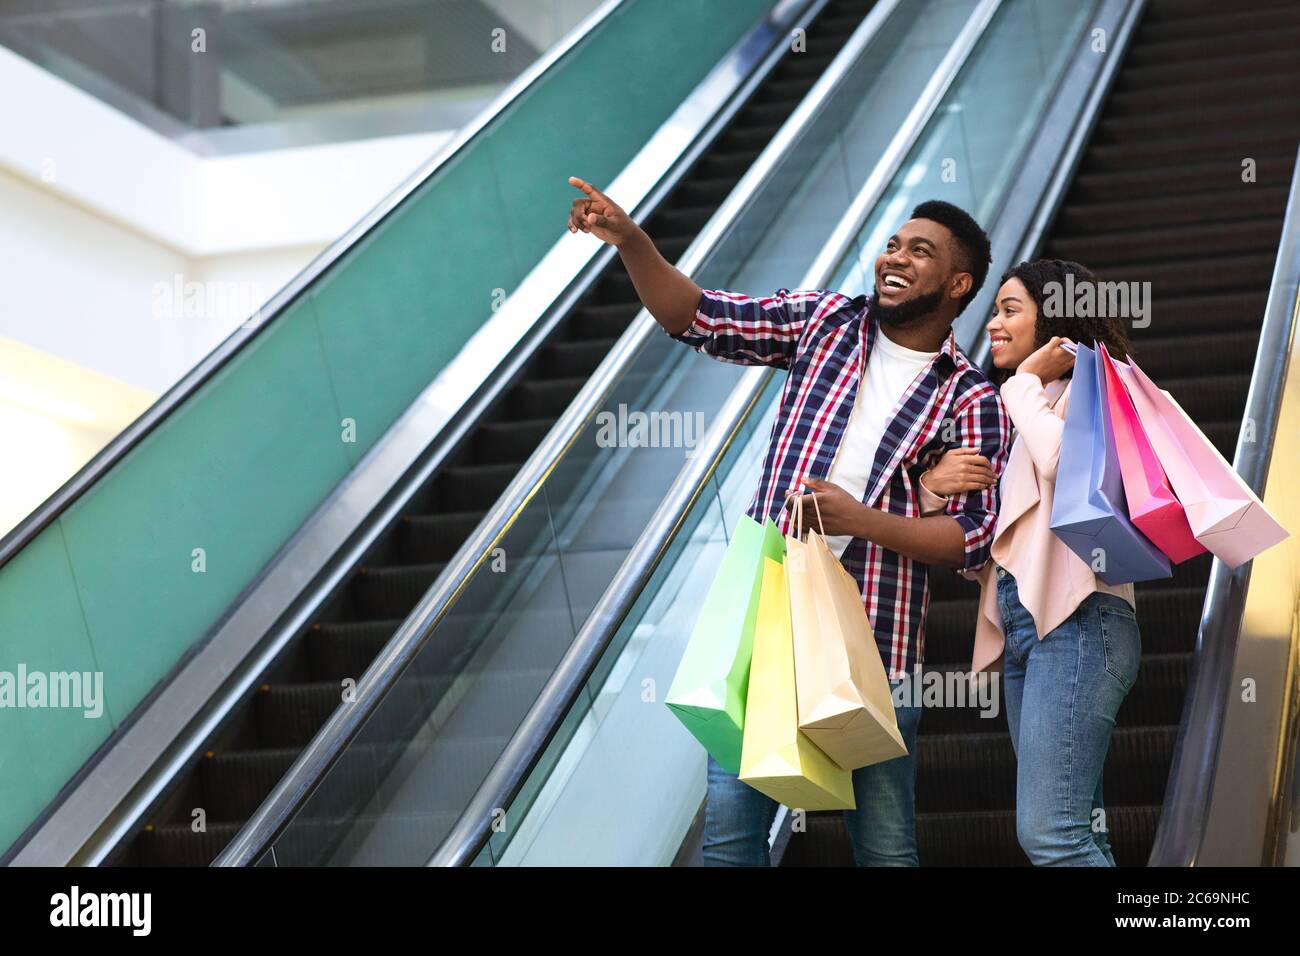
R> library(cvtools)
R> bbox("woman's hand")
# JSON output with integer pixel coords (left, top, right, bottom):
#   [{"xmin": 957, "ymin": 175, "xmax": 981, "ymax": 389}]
[
  {"xmin": 1017, "ymin": 336, "xmax": 1076, "ymax": 383},
  {"xmin": 787, "ymin": 477, "xmax": 864, "ymax": 537},
  {"xmin": 921, "ymin": 447, "xmax": 996, "ymax": 497}
]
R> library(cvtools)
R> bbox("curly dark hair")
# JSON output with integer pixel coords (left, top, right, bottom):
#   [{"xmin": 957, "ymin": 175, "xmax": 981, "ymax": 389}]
[{"xmin": 991, "ymin": 258, "xmax": 1133, "ymax": 382}]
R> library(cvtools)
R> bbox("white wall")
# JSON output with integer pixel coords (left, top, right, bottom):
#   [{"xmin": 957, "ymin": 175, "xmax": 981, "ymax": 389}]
[
  {"xmin": 0, "ymin": 37, "xmax": 455, "ymax": 533},
  {"xmin": 0, "ymin": 42, "xmax": 453, "ymax": 393}
]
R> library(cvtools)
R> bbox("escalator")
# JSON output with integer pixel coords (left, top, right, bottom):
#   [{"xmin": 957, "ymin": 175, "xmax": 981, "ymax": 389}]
[
  {"xmin": 100, "ymin": 0, "xmax": 885, "ymax": 867},
  {"xmin": 779, "ymin": 0, "xmax": 1300, "ymax": 866}
]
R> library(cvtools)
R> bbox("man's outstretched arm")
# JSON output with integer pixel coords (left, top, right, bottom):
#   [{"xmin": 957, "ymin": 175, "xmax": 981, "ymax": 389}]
[
  {"xmin": 567, "ymin": 176, "xmax": 824, "ymax": 367},
  {"xmin": 567, "ymin": 176, "xmax": 700, "ymax": 335}
]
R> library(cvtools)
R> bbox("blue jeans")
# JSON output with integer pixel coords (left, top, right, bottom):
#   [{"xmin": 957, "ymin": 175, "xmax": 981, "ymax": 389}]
[
  {"xmin": 701, "ymin": 680, "xmax": 923, "ymax": 866},
  {"xmin": 996, "ymin": 566, "xmax": 1141, "ymax": 866}
]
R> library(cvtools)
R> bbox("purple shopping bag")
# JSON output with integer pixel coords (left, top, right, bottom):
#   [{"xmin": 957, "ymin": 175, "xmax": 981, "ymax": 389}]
[{"xmin": 1049, "ymin": 342, "xmax": 1171, "ymax": 585}]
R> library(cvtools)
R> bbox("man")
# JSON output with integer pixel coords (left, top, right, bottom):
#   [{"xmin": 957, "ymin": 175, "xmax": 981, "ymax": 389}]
[{"xmin": 566, "ymin": 177, "xmax": 1010, "ymax": 866}]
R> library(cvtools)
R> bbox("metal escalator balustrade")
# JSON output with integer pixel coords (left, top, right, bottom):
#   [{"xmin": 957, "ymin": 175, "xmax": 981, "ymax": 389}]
[{"xmin": 112, "ymin": 0, "xmax": 896, "ymax": 867}]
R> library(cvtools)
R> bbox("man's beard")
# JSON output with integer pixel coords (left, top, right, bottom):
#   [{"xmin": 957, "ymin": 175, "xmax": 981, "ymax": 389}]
[{"xmin": 868, "ymin": 287, "xmax": 944, "ymax": 327}]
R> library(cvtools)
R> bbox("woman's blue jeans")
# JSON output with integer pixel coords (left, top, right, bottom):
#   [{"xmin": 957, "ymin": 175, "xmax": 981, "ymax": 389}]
[
  {"xmin": 995, "ymin": 565, "xmax": 1141, "ymax": 866},
  {"xmin": 701, "ymin": 680, "xmax": 922, "ymax": 866}
]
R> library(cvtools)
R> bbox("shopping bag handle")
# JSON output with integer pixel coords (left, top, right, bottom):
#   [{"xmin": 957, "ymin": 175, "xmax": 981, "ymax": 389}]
[{"xmin": 785, "ymin": 482, "xmax": 824, "ymax": 539}]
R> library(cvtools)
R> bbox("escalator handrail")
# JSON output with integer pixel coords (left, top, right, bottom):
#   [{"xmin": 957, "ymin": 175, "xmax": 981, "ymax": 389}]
[
  {"xmin": 1149, "ymin": 143, "xmax": 1300, "ymax": 866},
  {"xmin": 210, "ymin": 0, "xmax": 852, "ymax": 868},
  {"xmin": 425, "ymin": 0, "xmax": 1007, "ymax": 867},
  {"xmin": 0, "ymin": 0, "xmax": 632, "ymax": 573}
]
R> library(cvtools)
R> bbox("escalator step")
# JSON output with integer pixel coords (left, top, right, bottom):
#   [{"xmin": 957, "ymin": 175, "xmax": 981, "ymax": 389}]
[
  {"xmin": 915, "ymin": 726, "xmax": 1176, "ymax": 814},
  {"xmin": 538, "ymin": 337, "xmax": 620, "ymax": 380},
  {"xmin": 308, "ymin": 619, "xmax": 403, "ymax": 680},
  {"xmin": 1046, "ymin": 217, "xmax": 1281, "ymax": 268},
  {"xmin": 776, "ymin": 53, "xmax": 835, "ymax": 79},
  {"xmin": 398, "ymin": 511, "xmax": 487, "ymax": 564},
  {"xmin": 352, "ymin": 562, "xmax": 446, "ymax": 621},
  {"xmin": 1117, "ymin": 47, "xmax": 1300, "ymax": 91},
  {"xmin": 435, "ymin": 462, "xmax": 519, "ymax": 511},
  {"xmin": 655, "ymin": 235, "xmax": 694, "ymax": 263},
  {"xmin": 1141, "ymin": 370, "xmax": 1254, "ymax": 425},
  {"xmin": 1144, "ymin": 0, "xmax": 1298, "ymax": 19},
  {"xmin": 1118, "ymin": 653, "xmax": 1190, "ymax": 727},
  {"xmin": 1119, "ymin": 329, "xmax": 1261, "ymax": 378},
  {"xmin": 200, "ymin": 748, "xmax": 299, "ymax": 821},
  {"xmin": 815, "ymin": 14, "xmax": 870, "ymax": 37},
  {"xmin": 136, "ymin": 822, "xmax": 244, "ymax": 868},
  {"xmin": 767, "ymin": 69, "xmax": 819, "ymax": 93},
  {"xmin": 1070, "ymin": 153, "xmax": 1295, "ymax": 202},
  {"xmin": 567, "ymin": 302, "xmax": 642, "ymax": 340},
  {"xmin": 471, "ymin": 418, "xmax": 555, "ymax": 466},
  {"xmin": 737, "ymin": 98, "xmax": 798, "ymax": 128},
  {"xmin": 1102, "ymin": 253, "xmax": 1275, "ymax": 297},
  {"xmin": 255, "ymin": 682, "xmax": 344, "ymax": 749},
  {"xmin": 669, "ymin": 175, "xmax": 743, "ymax": 208},
  {"xmin": 720, "ymin": 123, "xmax": 785, "ymax": 153},
  {"xmin": 1095, "ymin": 100, "xmax": 1300, "ymax": 149},
  {"xmin": 1083, "ymin": 126, "xmax": 1300, "ymax": 172},
  {"xmin": 508, "ymin": 376, "xmax": 587, "ymax": 418},
  {"xmin": 1139, "ymin": 8, "xmax": 1300, "ymax": 44},
  {"xmin": 1122, "ymin": 26, "xmax": 1300, "ymax": 68},
  {"xmin": 923, "ymin": 587, "xmax": 1205, "ymax": 670},
  {"xmin": 1107, "ymin": 72, "xmax": 1300, "ymax": 118},
  {"xmin": 1136, "ymin": 292, "xmax": 1266, "ymax": 337},
  {"xmin": 1054, "ymin": 187, "xmax": 1289, "ymax": 235},
  {"xmin": 648, "ymin": 203, "xmax": 717, "ymax": 236},
  {"xmin": 697, "ymin": 149, "xmax": 763, "ymax": 180}
]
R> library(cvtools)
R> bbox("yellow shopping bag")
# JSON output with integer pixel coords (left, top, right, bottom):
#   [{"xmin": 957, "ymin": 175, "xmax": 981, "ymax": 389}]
[
  {"xmin": 785, "ymin": 491, "xmax": 907, "ymax": 771},
  {"xmin": 739, "ymin": 557, "xmax": 854, "ymax": 810}
]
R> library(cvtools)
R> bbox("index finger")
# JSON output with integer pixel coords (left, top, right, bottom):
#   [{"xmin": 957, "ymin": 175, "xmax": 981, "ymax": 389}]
[{"xmin": 568, "ymin": 176, "xmax": 607, "ymax": 201}]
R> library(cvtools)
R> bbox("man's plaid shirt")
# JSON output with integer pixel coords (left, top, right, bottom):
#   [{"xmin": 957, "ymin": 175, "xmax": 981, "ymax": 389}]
[{"xmin": 669, "ymin": 287, "xmax": 1010, "ymax": 677}]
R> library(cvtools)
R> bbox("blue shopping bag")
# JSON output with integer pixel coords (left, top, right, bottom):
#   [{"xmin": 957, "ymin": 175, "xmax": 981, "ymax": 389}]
[{"xmin": 1050, "ymin": 342, "xmax": 1171, "ymax": 585}]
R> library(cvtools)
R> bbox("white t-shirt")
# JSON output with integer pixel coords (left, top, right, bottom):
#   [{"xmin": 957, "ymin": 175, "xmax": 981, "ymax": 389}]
[{"xmin": 821, "ymin": 329, "xmax": 939, "ymax": 558}]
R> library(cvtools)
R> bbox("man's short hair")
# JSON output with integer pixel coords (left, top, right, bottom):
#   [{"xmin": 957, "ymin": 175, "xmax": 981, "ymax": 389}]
[{"xmin": 909, "ymin": 199, "xmax": 992, "ymax": 314}]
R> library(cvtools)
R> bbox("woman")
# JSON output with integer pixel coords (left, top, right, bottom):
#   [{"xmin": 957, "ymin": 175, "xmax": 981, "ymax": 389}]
[{"xmin": 917, "ymin": 258, "xmax": 1141, "ymax": 866}]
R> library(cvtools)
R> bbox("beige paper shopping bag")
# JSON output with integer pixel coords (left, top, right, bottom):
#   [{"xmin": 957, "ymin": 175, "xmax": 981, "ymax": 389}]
[
  {"xmin": 785, "ymin": 491, "xmax": 907, "ymax": 771},
  {"xmin": 739, "ymin": 557, "xmax": 855, "ymax": 810}
]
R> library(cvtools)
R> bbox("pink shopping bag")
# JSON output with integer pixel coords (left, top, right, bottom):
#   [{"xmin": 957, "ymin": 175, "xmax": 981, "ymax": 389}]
[
  {"xmin": 1099, "ymin": 344, "xmax": 1204, "ymax": 563},
  {"xmin": 1113, "ymin": 359, "xmax": 1288, "ymax": 568}
]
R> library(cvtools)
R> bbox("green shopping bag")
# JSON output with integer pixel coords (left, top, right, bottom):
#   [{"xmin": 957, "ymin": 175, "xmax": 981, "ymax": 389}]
[{"xmin": 666, "ymin": 514, "xmax": 785, "ymax": 773}]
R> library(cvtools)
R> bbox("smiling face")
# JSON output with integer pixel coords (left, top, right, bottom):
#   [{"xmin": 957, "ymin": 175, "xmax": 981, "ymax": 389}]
[
  {"xmin": 871, "ymin": 218, "xmax": 972, "ymax": 326},
  {"xmin": 986, "ymin": 277, "xmax": 1039, "ymax": 369}
]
